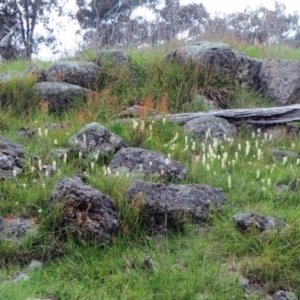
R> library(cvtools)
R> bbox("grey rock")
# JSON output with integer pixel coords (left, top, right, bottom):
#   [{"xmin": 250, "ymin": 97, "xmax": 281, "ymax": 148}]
[
  {"xmin": 69, "ymin": 122, "xmax": 127, "ymax": 158},
  {"xmin": 0, "ymin": 136, "xmax": 25, "ymax": 178},
  {"xmin": 46, "ymin": 61, "xmax": 102, "ymax": 89},
  {"xmin": 268, "ymin": 149, "xmax": 298, "ymax": 161},
  {"xmin": 275, "ymin": 183, "xmax": 297, "ymax": 193},
  {"xmin": 109, "ymin": 147, "xmax": 189, "ymax": 182},
  {"xmin": 49, "ymin": 148, "xmax": 69, "ymax": 161},
  {"xmin": 12, "ymin": 271, "xmax": 30, "ymax": 282},
  {"xmin": 183, "ymin": 116, "xmax": 237, "ymax": 142},
  {"xmin": 272, "ymin": 290, "xmax": 298, "ymax": 300},
  {"xmin": 25, "ymin": 64, "xmax": 46, "ymax": 82},
  {"xmin": 127, "ymin": 180, "xmax": 227, "ymax": 231},
  {"xmin": 15, "ymin": 127, "xmax": 36, "ymax": 139},
  {"xmin": 0, "ymin": 217, "xmax": 38, "ymax": 242},
  {"xmin": 164, "ymin": 42, "xmax": 260, "ymax": 89},
  {"xmin": 142, "ymin": 254, "xmax": 156, "ymax": 271},
  {"xmin": 33, "ymin": 82, "xmax": 92, "ymax": 113},
  {"xmin": 233, "ymin": 212, "xmax": 286, "ymax": 232},
  {"xmin": 39, "ymin": 164, "xmax": 60, "ymax": 177},
  {"xmin": 50, "ymin": 176, "xmax": 120, "ymax": 243},
  {"xmin": 44, "ymin": 122, "xmax": 70, "ymax": 131},
  {"xmin": 238, "ymin": 275, "xmax": 251, "ymax": 292},
  {"xmin": 95, "ymin": 49, "xmax": 129, "ymax": 68},
  {"xmin": 258, "ymin": 59, "xmax": 300, "ymax": 106},
  {"xmin": 28, "ymin": 259, "xmax": 43, "ymax": 270}
]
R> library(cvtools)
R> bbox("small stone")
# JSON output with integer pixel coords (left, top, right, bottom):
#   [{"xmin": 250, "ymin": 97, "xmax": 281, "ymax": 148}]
[
  {"xmin": 233, "ymin": 212, "xmax": 286, "ymax": 233},
  {"xmin": 28, "ymin": 259, "xmax": 43, "ymax": 270},
  {"xmin": 12, "ymin": 271, "xmax": 30, "ymax": 282},
  {"xmin": 272, "ymin": 290, "xmax": 298, "ymax": 300}
]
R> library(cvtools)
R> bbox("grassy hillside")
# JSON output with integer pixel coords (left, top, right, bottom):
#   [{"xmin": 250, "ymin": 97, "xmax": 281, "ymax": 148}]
[{"xmin": 1, "ymin": 41, "xmax": 300, "ymax": 299}]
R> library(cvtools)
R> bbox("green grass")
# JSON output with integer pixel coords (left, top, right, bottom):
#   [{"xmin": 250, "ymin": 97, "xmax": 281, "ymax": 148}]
[{"xmin": 1, "ymin": 41, "xmax": 300, "ymax": 299}]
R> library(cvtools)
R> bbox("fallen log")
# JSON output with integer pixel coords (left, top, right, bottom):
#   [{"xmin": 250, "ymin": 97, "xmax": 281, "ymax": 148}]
[{"xmin": 157, "ymin": 104, "xmax": 300, "ymax": 125}]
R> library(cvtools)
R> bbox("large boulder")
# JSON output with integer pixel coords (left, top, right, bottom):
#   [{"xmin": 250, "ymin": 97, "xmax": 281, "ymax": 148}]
[
  {"xmin": 164, "ymin": 42, "xmax": 261, "ymax": 88},
  {"xmin": 258, "ymin": 59, "xmax": 300, "ymax": 106},
  {"xmin": 109, "ymin": 147, "xmax": 189, "ymax": 182},
  {"xmin": 183, "ymin": 116, "xmax": 237, "ymax": 142},
  {"xmin": 50, "ymin": 176, "xmax": 120, "ymax": 243},
  {"xmin": 33, "ymin": 82, "xmax": 92, "ymax": 113},
  {"xmin": 0, "ymin": 136, "xmax": 25, "ymax": 178},
  {"xmin": 68, "ymin": 122, "xmax": 127, "ymax": 158},
  {"xmin": 46, "ymin": 61, "xmax": 102, "ymax": 89},
  {"xmin": 127, "ymin": 180, "xmax": 227, "ymax": 231}
]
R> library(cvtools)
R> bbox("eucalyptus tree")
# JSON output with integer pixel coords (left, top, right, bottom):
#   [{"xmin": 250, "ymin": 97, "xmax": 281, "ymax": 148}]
[{"xmin": 0, "ymin": 0, "xmax": 66, "ymax": 59}]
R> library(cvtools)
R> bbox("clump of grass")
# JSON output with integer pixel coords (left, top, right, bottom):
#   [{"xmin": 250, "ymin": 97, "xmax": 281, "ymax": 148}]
[{"xmin": 0, "ymin": 75, "xmax": 40, "ymax": 116}]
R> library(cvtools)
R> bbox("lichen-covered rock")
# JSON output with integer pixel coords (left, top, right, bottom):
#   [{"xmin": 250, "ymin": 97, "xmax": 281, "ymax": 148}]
[
  {"xmin": 127, "ymin": 180, "xmax": 227, "ymax": 231},
  {"xmin": 33, "ymin": 82, "xmax": 92, "ymax": 113},
  {"xmin": 0, "ymin": 136, "xmax": 25, "ymax": 178},
  {"xmin": 109, "ymin": 147, "xmax": 189, "ymax": 182},
  {"xmin": 0, "ymin": 217, "xmax": 38, "ymax": 242},
  {"xmin": 233, "ymin": 212, "xmax": 286, "ymax": 232},
  {"xmin": 46, "ymin": 61, "xmax": 102, "ymax": 89},
  {"xmin": 69, "ymin": 122, "xmax": 127, "ymax": 158},
  {"xmin": 50, "ymin": 176, "xmax": 119, "ymax": 243},
  {"xmin": 183, "ymin": 116, "xmax": 237, "ymax": 142},
  {"xmin": 258, "ymin": 59, "xmax": 300, "ymax": 106},
  {"xmin": 164, "ymin": 42, "xmax": 261, "ymax": 89},
  {"xmin": 95, "ymin": 49, "xmax": 129, "ymax": 68}
]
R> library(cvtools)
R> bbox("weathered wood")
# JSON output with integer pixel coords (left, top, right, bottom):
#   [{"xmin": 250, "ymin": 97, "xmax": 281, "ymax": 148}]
[{"xmin": 155, "ymin": 104, "xmax": 300, "ymax": 125}]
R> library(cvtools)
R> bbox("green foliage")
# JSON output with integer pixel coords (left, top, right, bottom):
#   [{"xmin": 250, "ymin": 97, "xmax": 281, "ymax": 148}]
[{"xmin": 0, "ymin": 75, "xmax": 40, "ymax": 116}]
